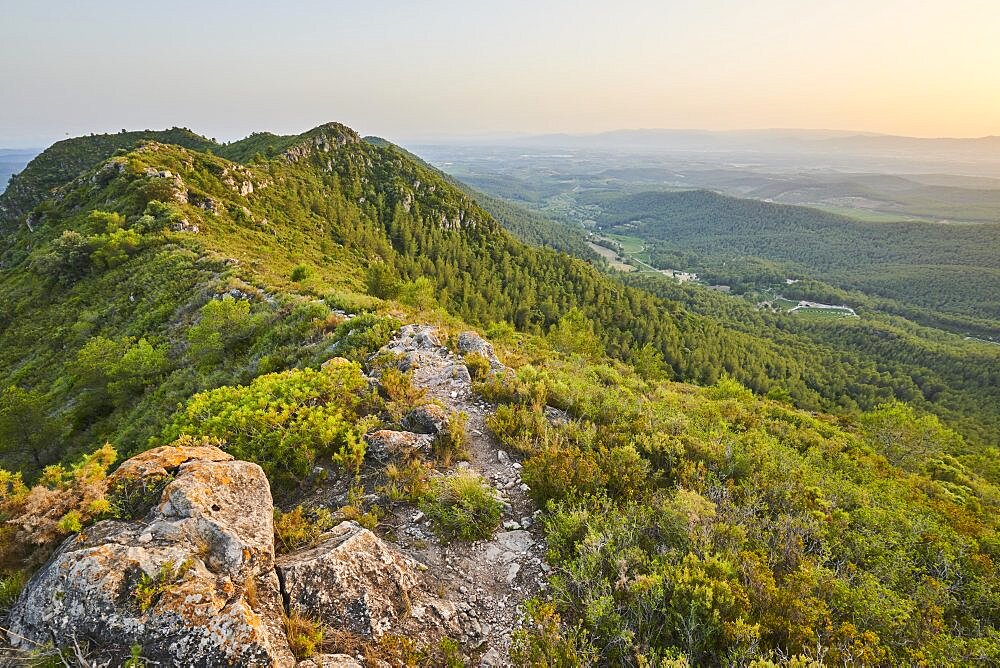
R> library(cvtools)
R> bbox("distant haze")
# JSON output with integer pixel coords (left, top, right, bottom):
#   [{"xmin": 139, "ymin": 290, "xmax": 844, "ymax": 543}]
[{"xmin": 1, "ymin": 0, "xmax": 999, "ymax": 147}]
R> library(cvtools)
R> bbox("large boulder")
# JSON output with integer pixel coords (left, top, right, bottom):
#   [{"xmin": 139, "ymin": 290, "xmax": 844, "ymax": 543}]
[
  {"xmin": 6, "ymin": 445, "xmax": 295, "ymax": 666},
  {"xmin": 277, "ymin": 521, "xmax": 458, "ymax": 641}
]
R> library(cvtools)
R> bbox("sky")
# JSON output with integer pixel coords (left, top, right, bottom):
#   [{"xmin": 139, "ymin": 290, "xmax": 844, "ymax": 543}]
[{"xmin": 1, "ymin": 0, "xmax": 999, "ymax": 147}]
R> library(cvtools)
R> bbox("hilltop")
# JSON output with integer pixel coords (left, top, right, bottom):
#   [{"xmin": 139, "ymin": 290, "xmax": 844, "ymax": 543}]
[{"xmin": 0, "ymin": 123, "xmax": 997, "ymax": 665}]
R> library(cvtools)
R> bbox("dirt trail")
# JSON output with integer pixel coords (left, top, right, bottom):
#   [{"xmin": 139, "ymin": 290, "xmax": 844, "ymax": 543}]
[
  {"xmin": 383, "ymin": 326, "xmax": 547, "ymax": 666},
  {"xmin": 303, "ymin": 325, "xmax": 547, "ymax": 666}
]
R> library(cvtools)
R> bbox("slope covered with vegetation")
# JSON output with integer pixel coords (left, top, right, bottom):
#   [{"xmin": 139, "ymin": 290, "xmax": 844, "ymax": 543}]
[
  {"xmin": 0, "ymin": 123, "xmax": 997, "ymax": 665},
  {"xmin": 589, "ymin": 189, "xmax": 1000, "ymax": 329}
]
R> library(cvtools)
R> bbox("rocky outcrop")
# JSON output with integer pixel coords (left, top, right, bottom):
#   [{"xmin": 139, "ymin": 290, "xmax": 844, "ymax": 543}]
[
  {"xmin": 457, "ymin": 331, "xmax": 504, "ymax": 371},
  {"xmin": 276, "ymin": 521, "xmax": 458, "ymax": 641},
  {"xmin": 7, "ymin": 443, "xmax": 467, "ymax": 666},
  {"xmin": 6, "ymin": 445, "xmax": 296, "ymax": 666}
]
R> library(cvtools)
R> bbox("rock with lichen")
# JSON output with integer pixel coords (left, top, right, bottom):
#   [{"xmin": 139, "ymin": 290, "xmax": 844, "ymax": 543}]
[{"xmin": 6, "ymin": 445, "xmax": 295, "ymax": 666}]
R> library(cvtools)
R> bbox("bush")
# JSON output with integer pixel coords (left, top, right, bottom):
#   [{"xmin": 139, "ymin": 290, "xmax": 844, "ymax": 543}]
[
  {"xmin": 0, "ymin": 570, "xmax": 26, "ymax": 611},
  {"xmin": 522, "ymin": 446, "xmax": 606, "ymax": 506},
  {"xmin": 290, "ymin": 264, "xmax": 310, "ymax": 282},
  {"xmin": 0, "ymin": 385, "xmax": 60, "ymax": 472},
  {"xmin": 380, "ymin": 459, "xmax": 433, "ymax": 504},
  {"xmin": 487, "ymin": 404, "xmax": 549, "ymax": 456},
  {"xmin": 331, "ymin": 313, "xmax": 400, "ymax": 361},
  {"xmin": 165, "ymin": 362, "xmax": 377, "ymax": 487},
  {"xmin": 464, "ymin": 352, "xmax": 491, "ymax": 381},
  {"xmin": 379, "ymin": 368, "xmax": 428, "ymax": 423},
  {"xmin": 133, "ymin": 559, "xmax": 193, "ymax": 613},
  {"xmin": 0, "ymin": 444, "xmax": 117, "ymax": 569},
  {"xmin": 284, "ymin": 611, "xmax": 324, "ymax": 659},
  {"xmin": 274, "ymin": 505, "xmax": 335, "ymax": 553},
  {"xmin": 398, "ymin": 277, "xmax": 436, "ymax": 310},
  {"xmin": 432, "ymin": 411, "xmax": 469, "ymax": 467},
  {"xmin": 511, "ymin": 598, "xmax": 595, "ymax": 667},
  {"xmin": 187, "ymin": 295, "xmax": 262, "ymax": 367},
  {"xmin": 421, "ymin": 471, "xmax": 503, "ymax": 541},
  {"xmin": 337, "ymin": 485, "xmax": 381, "ymax": 530}
]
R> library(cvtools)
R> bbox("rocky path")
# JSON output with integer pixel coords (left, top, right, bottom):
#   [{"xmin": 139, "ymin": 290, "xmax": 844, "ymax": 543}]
[{"xmin": 377, "ymin": 325, "xmax": 547, "ymax": 666}]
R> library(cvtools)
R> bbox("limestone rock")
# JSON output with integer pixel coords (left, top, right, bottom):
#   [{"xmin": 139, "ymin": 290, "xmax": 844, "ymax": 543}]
[
  {"xmin": 276, "ymin": 521, "xmax": 457, "ymax": 640},
  {"xmin": 297, "ymin": 655, "xmax": 364, "ymax": 668},
  {"xmin": 6, "ymin": 446, "xmax": 295, "ymax": 667},
  {"xmin": 402, "ymin": 403, "xmax": 450, "ymax": 435},
  {"xmin": 364, "ymin": 429, "xmax": 433, "ymax": 462},
  {"xmin": 457, "ymin": 331, "xmax": 504, "ymax": 370}
]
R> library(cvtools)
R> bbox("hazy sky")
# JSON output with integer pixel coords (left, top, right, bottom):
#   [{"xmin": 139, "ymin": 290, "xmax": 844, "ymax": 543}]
[{"xmin": 1, "ymin": 0, "xmax": 999, "ymax": 146}]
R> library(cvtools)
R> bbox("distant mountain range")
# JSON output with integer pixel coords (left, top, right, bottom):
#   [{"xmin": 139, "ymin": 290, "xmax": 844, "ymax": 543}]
[{"xmin": 516, "ymin": 128, "xmax": 1000, "ymax": 156}]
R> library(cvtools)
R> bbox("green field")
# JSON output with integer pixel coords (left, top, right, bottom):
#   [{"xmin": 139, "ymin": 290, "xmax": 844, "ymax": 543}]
[{"xmin": 606, "ymin": 232, "xmax": 646, "ymax": 254}]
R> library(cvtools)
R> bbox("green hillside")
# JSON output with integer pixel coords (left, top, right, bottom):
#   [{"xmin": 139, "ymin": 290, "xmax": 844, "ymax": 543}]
[
  {"xmin": 0, "ymin": 124, "xmax": 998, "ymax": 664},
  {"xmin": 589, "ymin": 189, "xmax": 1000, "ymax": 328}
]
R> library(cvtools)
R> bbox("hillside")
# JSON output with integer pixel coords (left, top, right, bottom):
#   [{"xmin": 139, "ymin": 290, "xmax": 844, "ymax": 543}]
[
  {"xmin": 0, "ymin": 124, "xmax": 998, "ymax": 665},
  {"xmin": 589, "ymin": 189, "xmax": 1000, "ymax": 327}
]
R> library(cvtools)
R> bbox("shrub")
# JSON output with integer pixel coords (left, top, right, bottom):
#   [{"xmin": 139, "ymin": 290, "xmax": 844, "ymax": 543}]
[
  {"xmin": 379, "ymin": 368, "xmax": 428, "ymax": 423},
  {"xmin": 707, "ymin": 376, "xmax": 754, "ymax": 402},
  {"xmin": 166, "ymin": 363, "xmax": 376, "ymax": 488},
  {"xmin": 432, "ymin": 411, "xmax": 469, "ymax": 467},
  {"xmin": 187, "ymin": 295, "xmax": 261, "ymax": 367},
  {"xmin": 284, "ymin": 611, "xmax": 324, "ymax": 659},
  {"xmin": 464, "ymin": 352, "xmax": 491, "ymax": 381},
  {"xmin": 487, "ymin": 404, "xmax": 549, "ymax": 456},
  {"xmin": 511, "ymin": 598, "xmax": 595, "ymax": 667},
  {"xmin": 380, "ymin": 459, "xmax": 433, "ymax": 504},
  {"xmin": 0, "ymin": 444, "xmax": 116, "ymax": 569},
  {"xmin": 522, "ymin": 445, "xmax": 606, "ymax": 506},
  {"xmin": 599, "ymin": 444, "xmax": 652, "ymax": 501},
  {"xmin": 290, "ymin": 264, "xmax": 310, "ymax": 282},
  {"xmin": 31, "ymin": 230, "xmax": 93, "ymax": 283},
  {"xmin": 331, "ymin": 313, "xmax": 400, "ymax": 361},
  {"xmin": 107, "ymin": 469, "xmax": 175, "ymax": 520},
  {"xmin": 338, "ymin": 485, "xmax": 381, "ymax": 530},
  {"xmin": 274, "ymin": 505, "xmax": 335, "ymax": 553},
  {"xmin": 421, "ymin": 471, "xmax": 503, "ymax": 541},
  {"xmin": 398, "ymin": 277, "xmax": 436, "ymax": 310},
  {"xmin": 0, "ymin": 385, "xmax": 60, "ymax": 472},
  {"xmin": 133, "ymin": 559, "xmax": 193, "ymax": 613},
  {"xmin": 0, "ymin": 570, "xmax": 26, "ymax": 611}
]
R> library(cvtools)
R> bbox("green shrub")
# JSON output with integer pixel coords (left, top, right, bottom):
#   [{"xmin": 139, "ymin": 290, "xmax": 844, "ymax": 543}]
[
  {"xmin": 379, "ymin": 368, "xmax": 428, "ymax": 423},
  {"xmin": 284, "ymin": 611, "xmax": 324, "ymax": 659},
  {"xmin": 290, "ymin": 264, "xmax": 310, "ymax": 282},
  {"xmin": 464, "ymin": 352, "xmax": 491, "ymax": 381},
  {"xmin": 338, "ymin": 485, "xmax": 381, "ymax": 530},
  {"xmin": 432, "ymin": 411, "xmax": 470, "ymax": 467},
  {"xmin": 511, "ymin": 598, "xmax": 595, "ymax": 667},
  {"xmin": 165, "ymin": 362, "xmax": 377, "ymax": 487},
  {"xmin": 421, "ymin": 471, "xmax": 503, "ymax": 541},
  {"xmin": 398, "ymin": 277, "xmax": 436, "ymax": 310},
  {"xmin": 274, "ymin": 505, "xmax": 335, "ymax": 553},
  {"xmin": 380, "ymin": 459, "xmax": 433, "ymax": 504},
  {"xmin": 133, "ymin": 559, "xmax": 193, "ymax": 613},
  {"xmin": 331, "ymin": 313, "xmax": 400, "ymax": 361},
  {"xmin": 522, "ymin": 446, "xmax": 606, "ymax": 506},
  {"xmin": 487, "ymin": 404, "xmax": 549, "ymax": 456},
  {"xmin": 0, "ymin": 570, "xmax": 26, "ymax": 611},
  {"xmin": 187, "ymin": 295, "xmax": 262, "ymax": 367}
]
